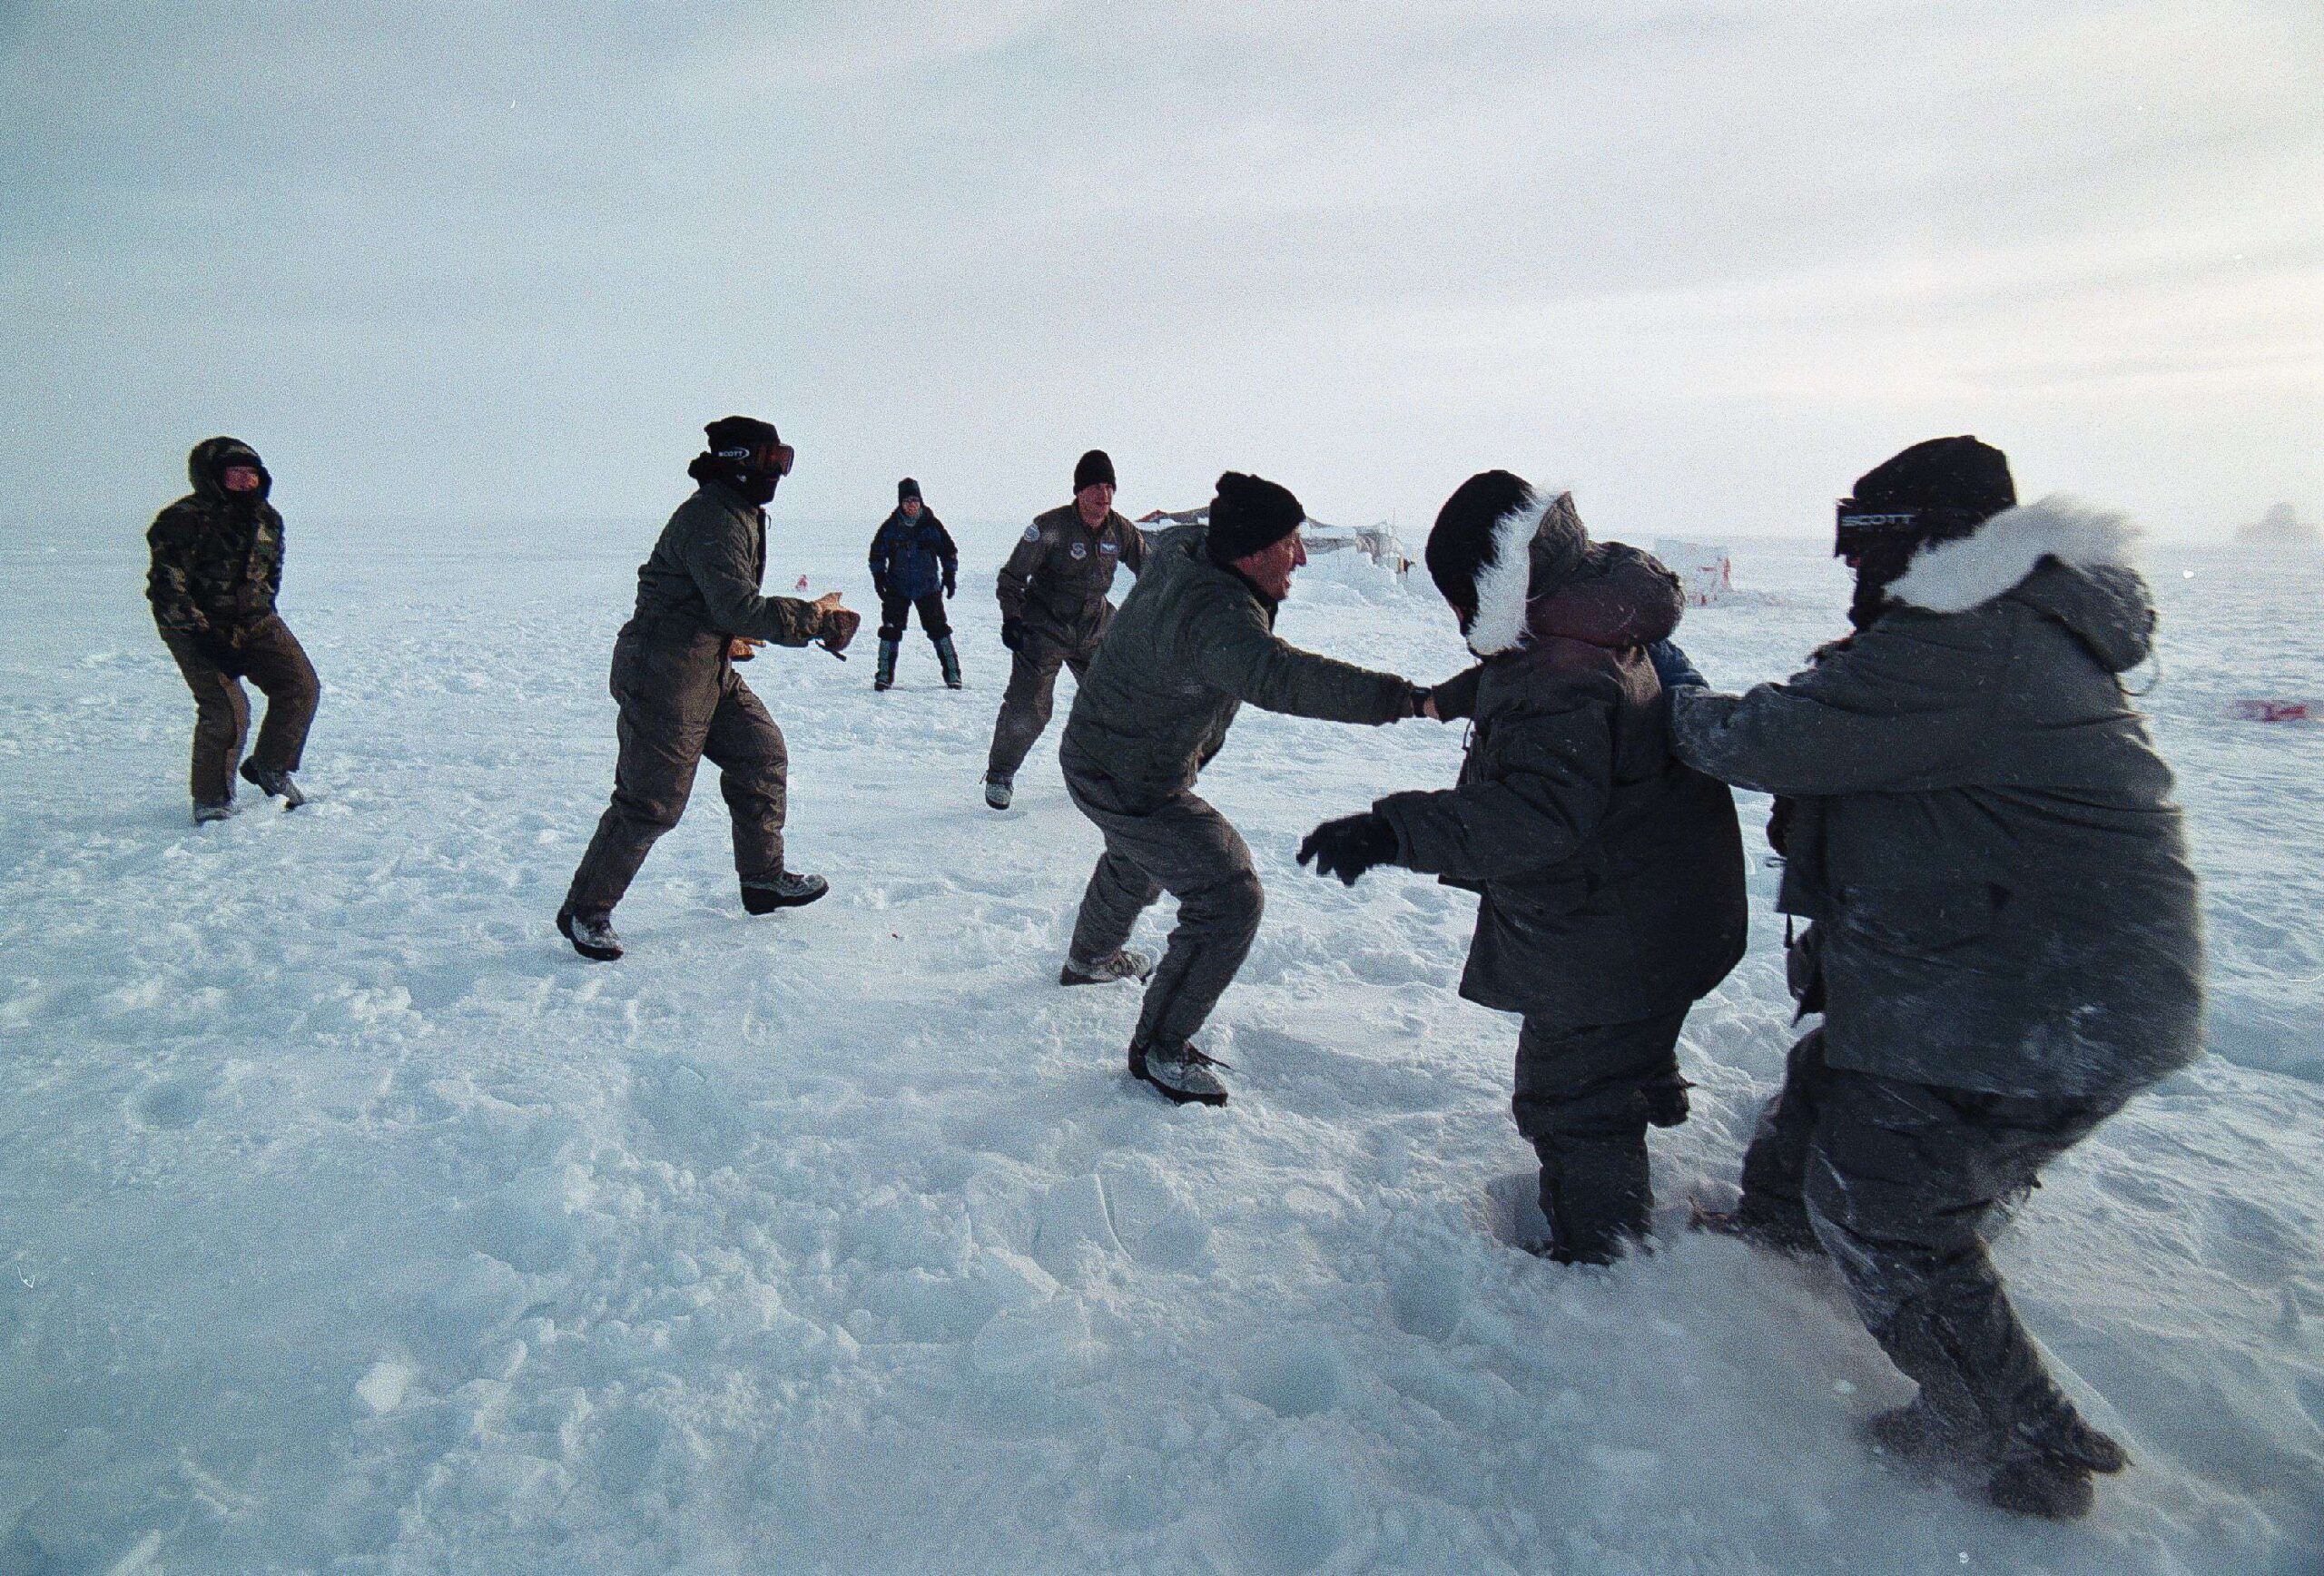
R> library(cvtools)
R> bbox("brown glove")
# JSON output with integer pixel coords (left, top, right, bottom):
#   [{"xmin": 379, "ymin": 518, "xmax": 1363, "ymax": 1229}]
[
  {"xmin": 819, "ymin": 606, "xmax": 862, "ymax": 655},
  {"xmin": 727, "ymin": 637, "xmax": 763, "ymax": 662}
]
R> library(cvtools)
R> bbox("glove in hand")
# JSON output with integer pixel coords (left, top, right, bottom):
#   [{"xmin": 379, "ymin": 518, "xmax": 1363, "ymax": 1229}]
[
  {"xmin": 1000, "ymin": 616, "xmax": 1025, "ymax": 652},
  {"xmin": 820, "ymin": 606, "xmax": 862, "ymax": 654},
  {"xmin": 1297, "ymin": 813, "xmax": 1397, "ymax": 887}
]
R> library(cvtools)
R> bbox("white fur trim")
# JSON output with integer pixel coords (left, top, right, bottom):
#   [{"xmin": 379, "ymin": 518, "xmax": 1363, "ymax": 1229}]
[
  {"xmin": 1466, "ymin": 490, "xmax": 1558, "ymax": 655},
  {"xmin": 1888, "ymin": 494, "xmax": 2141, "ymax": 614}
]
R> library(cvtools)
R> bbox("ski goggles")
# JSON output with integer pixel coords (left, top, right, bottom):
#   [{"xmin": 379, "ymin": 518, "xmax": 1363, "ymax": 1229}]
[
  {"xmin": 715, "ymin": 441, "xmax": 796, "ymax": 478},
  {"xmin": 1833, "ymin": 499, "xmax": 1983, "ymax": 559}
]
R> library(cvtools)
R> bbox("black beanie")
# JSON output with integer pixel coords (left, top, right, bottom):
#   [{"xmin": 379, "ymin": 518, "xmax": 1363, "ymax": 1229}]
[
  {"xmin": 1074, "ymin": 449, "xmax": 1117, "ymax": 492},
  {"xmin": 704, "ymin": 415, "xmax": 780, "ymax": 463},
  {"xmin": 1426, "ymin": 470, "xmax": 1590, "ymax": 655},
  {"xmin": 1850, "ymin": 436, "xmax": 2014, "ymax": 522},
  {"xmin": 898, "ymin": 477, "xmax": 921, "ymax": 504},
  {"xmin": 1203, "ymin": 471, "xmax": 1305, "ymax": 566},
  {"xmin": 691, "ymin": 415, "xmax": 783, "ymax": 504}
]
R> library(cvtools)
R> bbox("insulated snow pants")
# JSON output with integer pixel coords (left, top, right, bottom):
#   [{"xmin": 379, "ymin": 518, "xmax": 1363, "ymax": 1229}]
[
  {"xmin": 1062, "ymin": 749, "xmax": 1263, "ymax": 1054},
  {"xmin": 564, "ymin": 625, "xmax": 788, "ymax": 918},
  {"xmin": 1513, "ymin": 1009, "xmax": 1691, "ymax": 1264},
  {"xmin": 1738, "ymin": 1029, "xmax": 2120, "ymax": 1443},
  {"xmin": 160, "ymin": 616, "xmax": 319, "ymax": 806},
  {"xmin": 986, "ymin": 635, "xmax": 1092, "ymax": 781},
  {"xmin": 877, "ymin": 591, "xmax": 950, "ymax": 644}
]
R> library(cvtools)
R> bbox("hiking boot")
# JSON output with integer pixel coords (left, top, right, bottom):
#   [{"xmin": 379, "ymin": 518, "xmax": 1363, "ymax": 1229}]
[
  {"xmin": 934, "ymin": 635, "xmax": 963, "ymax": 689},
  {"xmin": 742, "ymin": 872, "xmax": 830, "ymax": 913},
  {"xmin": 556, "ymin": 906, "xmax": 623, "ymax": 961},
  {"xmin": 1129, "ymin": 1040, "xmax": 1229, "ymax": 1108},
  {"xmin": 1060, "ymin": 947, "xmax": 1157, "ymax": 986},
  {"xmin": 239, "ymin": 761, "xmax": 307, "ymax": 808},
  {"xmin": 983, "ymin": 773, "xmax": 1013, "ymax": 811},
  {"xmin": 192, "ymin": 798, "xmax": 236, "ymax": 824},
  {"xmin": 873, "ymin": 637, "xmax": 899, "ymax": 691}
]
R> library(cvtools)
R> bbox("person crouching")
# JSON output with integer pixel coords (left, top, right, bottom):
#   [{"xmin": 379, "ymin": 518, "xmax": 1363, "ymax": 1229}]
[{"xmin": 1300, "ymin": 472, "xmax": 1747, "ymax": 1264}]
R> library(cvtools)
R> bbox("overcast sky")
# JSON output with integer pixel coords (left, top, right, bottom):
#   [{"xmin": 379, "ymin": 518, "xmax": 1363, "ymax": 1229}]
[{"xmin": 3, "ymin": 0, "xmax": 2317, "ymax": 543}]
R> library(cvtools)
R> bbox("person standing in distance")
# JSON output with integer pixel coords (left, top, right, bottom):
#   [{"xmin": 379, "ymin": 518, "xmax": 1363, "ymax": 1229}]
[
  {"xmin": 557, "ymin": 417, "xmax": 860, "ymax": 961},
  {"xmin": 983, "ymin": 448, "xmax": 1147, "ymax": 809},
  {"xmin": 146, "ymin": 437, "xmax": 320, "ymax": 822},
  {"xmin": 1059, "ymin": 471, "xmax": 1444, "ymax": 1108},
  {"xmin": 867, "ymin": 477, "xmax": 963, "ymax": 691}
]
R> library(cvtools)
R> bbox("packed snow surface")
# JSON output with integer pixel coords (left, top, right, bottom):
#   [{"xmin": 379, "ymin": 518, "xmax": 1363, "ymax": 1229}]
[{"xmin": 1, "ymin": 517, "xmax": 2319, "ymax": 1573}]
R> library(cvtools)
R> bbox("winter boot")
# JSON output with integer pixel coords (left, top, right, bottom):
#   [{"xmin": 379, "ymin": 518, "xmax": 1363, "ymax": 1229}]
[
  {"xmin": 1129, "ymin": 1039, "xmax": 1229, "ymax": 1108},
  {"xmin": 1060, "ymin": 947, "xmax": 1157, "ymax": 986},
  {"xmin": 873, "ymin": 638, "xmax": 899, "ymax": 691},
  {"xmin": 240, "ymin": 760, "xmax": 307, "ymax": 808},
  {"xmin": 1640, "ymin": 1069, "xmax": 1692, "ymax": 1128},
  {"xmin": 556, "ymin": 906, "xmax": 624, "ymax": 962},
  {"xmin": 1533, "ymin": 1136, "xmax": 1651, "ymax": 1266},
  {"xmin": 1862, "ymin": 1396, "xmax": 1999, "ymax": 1474},
  {"xmin": 742, "ymin": 872, "xmax": 830, "ymax": 913},
  {"xmin": 1984, "ymin": 1448, "xmax": 2098, "ymax": 1521},
  {"xmin": 934, "ymin": 635, "xmax": 963, "ymax": 690},
  {"xmin": 983, "ymin": 773, "xmax": 1013, "ymax": 811},
  {"xmin": 192, "ymin": 798, "xmax": 237, "ymax": 824}
]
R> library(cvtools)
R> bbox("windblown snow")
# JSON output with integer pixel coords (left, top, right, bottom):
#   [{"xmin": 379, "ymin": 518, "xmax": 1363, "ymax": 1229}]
[{"xmin": 1, "ymin": 519, "xmax": 2319, "ymax": 1573}]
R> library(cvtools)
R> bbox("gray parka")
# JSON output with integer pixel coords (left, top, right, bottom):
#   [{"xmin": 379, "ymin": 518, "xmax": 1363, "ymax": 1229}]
[
  {"xmin": 1061, "ymin": 524, "xmax": 1419, "ymax": 809},
  {"xmin": 996, "ymin": 503, "xmax": 1148, "ymax": 655},
  {"xmin": 1376, "ymin": 546, "xmax": 1748, "ymax": 1026},
  {"xmin": 629, "ymin": 480, "xmax": 827, "ymax": 647},
  {"xmin": 1670, "ymin": 497, "xmax": 2204, "ymax": 1101}
]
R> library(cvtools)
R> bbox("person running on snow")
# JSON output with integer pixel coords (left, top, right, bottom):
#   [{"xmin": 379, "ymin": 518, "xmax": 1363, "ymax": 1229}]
[
  {"xmin": 1059, "ymin": 471, "xmax": 1448, "ymax": 1108},
  {"xmin": 867, "ymin": 477, "xmax": 963, "ymax": 691},
  {"xmin": 1667, "ymin": 436, "xmax": 2203, "ymax": 1521},
  {"xmin": 556, "ymin": 417, "xmax": 862, "ymax": 962},
  {"xmin": 1298, "ymin": 473, "xmax": 1748, "ymax": 1265},
  {"xmin": 146, "ymin": 437, "xmax": 320, "ymax": 823},
  {"xmin": 983, "ymin": 448, "xmax": 1147, "ymax": 809}
]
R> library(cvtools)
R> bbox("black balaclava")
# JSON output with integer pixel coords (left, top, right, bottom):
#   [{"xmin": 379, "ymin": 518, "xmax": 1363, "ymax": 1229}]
[
  {"xmin": 689, "ymin": 416, "xmax": 785, "ymax": 506},
  {"xmin": 1839, "ymin": 436, "xmax": 2014, "ymax": 627}
]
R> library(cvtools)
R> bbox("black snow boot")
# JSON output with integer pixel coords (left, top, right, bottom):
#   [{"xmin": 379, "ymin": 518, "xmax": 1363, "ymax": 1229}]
[
  {"xmin": 873, "ymin": 638, "xmax": 899, "ymax": 691},
  {"xmin": 240, "ymin": 760, "xmax": 307, "ymax": 808},
  {"xmin": 1534, "ymin": 1135, "xmax": 1651, "ymax": 1266},
  {"xmin": 1862, "ymin": 1396, "xmax": 1999, "ymax": 1474},
  {"xmin": 934, "ymin": 635, "xmax": 963, "ymax": 689},
  {"xmin": 556, "ymin": 906, "xmax": 623, "ymax": 961},
  {"xmin": 1985, "ymin": 1403, "xmax": 2127, "ymax": 1517},
  {"xmin": 742, "ymin": 872, "xmax": 830, "ymax": 912},
  {"xmin": 192, "ymin": 798, "xmax": 236, "ymax": 824},
  {"xmin": 1129, "ymin": 1039, "xmax": 1229, "ymax": 1108}
]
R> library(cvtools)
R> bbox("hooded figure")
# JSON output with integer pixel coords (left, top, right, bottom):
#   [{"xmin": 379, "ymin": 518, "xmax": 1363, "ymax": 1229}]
[
  {"xmin": 146, "ymin": 437, "xmax": 320, "ymax": 820},
  {"xmin": 1668, "ymin": 437, "xmax": 2203, "ymax": 1521},
  {"xmin": 1299, "ymin": 473, "xmax": 1747, "ymax": 1264}
]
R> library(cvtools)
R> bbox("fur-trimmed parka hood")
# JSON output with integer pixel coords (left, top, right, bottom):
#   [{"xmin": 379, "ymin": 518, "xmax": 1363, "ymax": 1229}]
[{"xmin": 1889, "ymin": 495, "xmax": 2155, "ymax": 674}]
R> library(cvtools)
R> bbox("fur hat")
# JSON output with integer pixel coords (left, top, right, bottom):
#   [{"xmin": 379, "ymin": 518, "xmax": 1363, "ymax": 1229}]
[
  {"xmin": 1426, "ymin": 470, "xmax": 1590, "ymax": 656},
  {"xmin": 1204, "ymin": 471, "xmax": 1306, "ymax": 566},
  {"xmin": 1074, "ymin": 449, "xmax": 1117, "ymax": 492}
]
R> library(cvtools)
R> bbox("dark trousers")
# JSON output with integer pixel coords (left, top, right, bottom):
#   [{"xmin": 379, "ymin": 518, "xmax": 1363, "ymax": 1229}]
[
  {"xmin": 1513, "ymin": 1009, "xmax": 1690, "ymax": 1263},
  {"xmin": 1063, "ymin": 748, "xmax": 1264, "ymax": 1052},
  {"xmin": 986, "ymin": 636, "xmax": 1089, "ymax": 780},
  {"xmin": 565, "ymin": 626, "xmax": 788, "ymax": 918},
  {"xmin": 877, "ymin": 591, "xmax": 950, "ymax": 643},
  {"xmin": 1740, "ymin": 1029, "xmax": 2117, "ymax": 1442},
  {"xmin": 159, "ymin": 616, "xmax": 319, "ymax": 806}
]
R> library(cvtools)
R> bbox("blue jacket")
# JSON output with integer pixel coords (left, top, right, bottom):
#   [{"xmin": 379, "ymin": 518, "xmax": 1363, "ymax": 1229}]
[{"xmin": 869, "ymin": 508, "xmax": 960, "ymax": 601}]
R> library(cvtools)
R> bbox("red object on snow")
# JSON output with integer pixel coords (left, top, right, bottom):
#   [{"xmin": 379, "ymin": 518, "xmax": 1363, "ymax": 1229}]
[
  {"xmin": 795, "ymin": 574, "xmax": 811, "ymax": 591},
  {"xmin": 2229, "ymin": 698, "xmax": 2310, "ymax": 723}
]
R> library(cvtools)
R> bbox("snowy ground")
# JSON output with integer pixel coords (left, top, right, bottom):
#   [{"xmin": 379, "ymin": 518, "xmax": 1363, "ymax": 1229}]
[{"xmin": 1, "ymin": 511, "xmax": 2319, "ymax": 1574}]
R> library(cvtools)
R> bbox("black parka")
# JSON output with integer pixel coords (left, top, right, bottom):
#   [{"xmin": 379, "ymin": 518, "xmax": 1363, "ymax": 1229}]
[
  {"xmin": 1670, "ymin": 497, "xmax": 2204, "ymax": 1101},
  {"xmin": 1376, "ymin": 547, "xmax": 1748, "ymax": 1025}
]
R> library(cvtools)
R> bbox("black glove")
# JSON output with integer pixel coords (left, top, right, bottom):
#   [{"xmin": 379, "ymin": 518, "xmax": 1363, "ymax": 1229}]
[
  {"xmin": 943, "ymin": 571, "xmax": 957, "ymax": 598},
  {"xmin": 1000, "ymin": 616, "xmax": 1025, "ymax": 652},
  {"xmin": 872, "ymin": 576, "xmax": 890, "ymax": 604},
  {"xmin": 1297, "ymin": 813, "xmax": 1397, "ymax": 887}
]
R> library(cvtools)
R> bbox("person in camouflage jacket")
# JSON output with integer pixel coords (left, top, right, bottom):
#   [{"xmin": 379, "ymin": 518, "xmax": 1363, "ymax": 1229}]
[{"xmin": 146, "ymin": 436, "xmax": 319, "ymax": 821}]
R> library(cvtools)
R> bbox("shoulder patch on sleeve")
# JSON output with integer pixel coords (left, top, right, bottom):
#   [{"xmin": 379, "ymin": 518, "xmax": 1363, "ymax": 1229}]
[{"xmin": 1023, "ymin": 524, "xmax": 1042, "ymax": 543}]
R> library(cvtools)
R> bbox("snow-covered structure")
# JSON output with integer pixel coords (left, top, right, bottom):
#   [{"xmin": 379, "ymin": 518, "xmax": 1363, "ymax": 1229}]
[
  {"xmin": 1136, "ymin": 507, "xmax": 1413, "ymax": 573},
  {"xmin": 1652, "ymin": 537, "xmax": 1736, "ymax": 606}
]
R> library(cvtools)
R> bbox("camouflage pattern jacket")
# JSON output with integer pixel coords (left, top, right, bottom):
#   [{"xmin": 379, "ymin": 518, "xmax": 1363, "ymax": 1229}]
[{"xmin": 146, "ymin": 438, "xmax": 283, "ymax": 636}]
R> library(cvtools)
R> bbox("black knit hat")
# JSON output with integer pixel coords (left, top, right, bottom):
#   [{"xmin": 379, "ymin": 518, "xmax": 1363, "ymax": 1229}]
[
  {"xmin": 898, "ymin": 477, "xmax": 921, "ymax": 504},
  {"xmin": 1427, "ymin": 470, "xmax": 1590, "ymax": 655},
  {"xmin": 1074, "ymin": 449, "xmax": 1117, "ymax": 492},
  {"xmin": 705, "ymin": 415, "xmax": 781, "ymax": 462},
  {"xmin": 1851, "ymin": 435, "xmax": 2014, "ymax": 518},
  {"xmin": 1204, "ymin": 471, "xmax": 1305, "ymax": 566}
]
